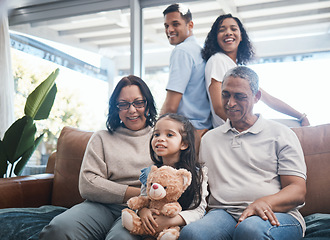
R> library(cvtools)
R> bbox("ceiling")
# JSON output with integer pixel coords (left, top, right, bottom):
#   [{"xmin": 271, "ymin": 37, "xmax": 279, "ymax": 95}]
[{"xmin": 7, "ymin": 0, "xmax": 330, "ymax": 72}]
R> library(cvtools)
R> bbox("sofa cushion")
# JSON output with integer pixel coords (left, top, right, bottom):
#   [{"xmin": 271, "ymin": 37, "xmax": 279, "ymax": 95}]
[
  {"xmin": 291, "ymin": 124, "xmax": 330, "ymax": 217},
  {"xmin": 51, "ymin": 127, "xmax": 93, "ymax": 208}
]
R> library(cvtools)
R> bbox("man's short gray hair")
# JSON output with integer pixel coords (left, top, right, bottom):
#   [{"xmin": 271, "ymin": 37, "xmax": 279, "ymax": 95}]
[{"xmin": 223, "ymin": 66, "xmax": 259, "ymax": 95}]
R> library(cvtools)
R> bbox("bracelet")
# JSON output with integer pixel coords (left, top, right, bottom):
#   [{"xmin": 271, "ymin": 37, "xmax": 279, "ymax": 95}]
[{"xmin": 298, "ymin": 113, "xmax": 307, "ymax": 122}]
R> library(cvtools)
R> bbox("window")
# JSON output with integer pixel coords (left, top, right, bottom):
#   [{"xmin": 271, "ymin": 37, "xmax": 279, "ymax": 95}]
[{"xmin": 250, "ymin": 52, "xmax": 330, "ymax": 125}]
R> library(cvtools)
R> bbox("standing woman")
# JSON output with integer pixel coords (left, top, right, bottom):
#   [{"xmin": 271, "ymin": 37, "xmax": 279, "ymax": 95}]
[
  {"xmin": 39, "ymin": 75, "xmax": 157, "ymax": 240},
  {"xmin": 202, "ymin": 14, "xmax": 310, "ymax": 128}
]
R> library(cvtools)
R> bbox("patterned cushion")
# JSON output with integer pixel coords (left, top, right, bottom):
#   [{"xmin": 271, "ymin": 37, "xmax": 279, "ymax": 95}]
[
  {"xmin": 0, "ymin": 205, "xmax": 66, "ymax": 240},
  {"xmin": 304, "ymin": 213, "xmax": 330, "ymax": 239}
]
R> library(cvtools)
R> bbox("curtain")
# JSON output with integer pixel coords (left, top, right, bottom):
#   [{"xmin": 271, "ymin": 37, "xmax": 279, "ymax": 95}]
[{"xmin": 0, "ymin": 0, "xmax": 14, "ymax": 139}]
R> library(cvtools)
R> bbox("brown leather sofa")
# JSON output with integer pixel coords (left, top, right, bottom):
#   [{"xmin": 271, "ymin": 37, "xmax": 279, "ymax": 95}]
[
  {"xmin": 0, "ymin": 124, "xmax": 330, "ymax": 238},
  {"xmin": 0, "ymin": 126, "xmax": 92, "ymax": 209}
]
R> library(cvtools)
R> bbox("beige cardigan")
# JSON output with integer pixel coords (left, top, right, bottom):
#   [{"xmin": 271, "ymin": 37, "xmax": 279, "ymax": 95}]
[{"xmin": 79, "ymin": 126, "xmax": 153, "ymax": 204}]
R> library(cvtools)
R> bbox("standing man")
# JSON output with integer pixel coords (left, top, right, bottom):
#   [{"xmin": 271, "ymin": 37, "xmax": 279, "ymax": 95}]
[
  {"xmin": 179, "ymin": 66, "xmax": 307, "ymax": 240},
  {"xmin": 160, "ymin": 3, "xmax": 211, "ymax": 137}
]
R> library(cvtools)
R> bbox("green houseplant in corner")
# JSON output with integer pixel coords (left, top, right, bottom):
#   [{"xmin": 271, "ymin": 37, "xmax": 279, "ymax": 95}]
[{"xmin": 0, "ymin": 68, "xmax": 59, "ymax": 178}]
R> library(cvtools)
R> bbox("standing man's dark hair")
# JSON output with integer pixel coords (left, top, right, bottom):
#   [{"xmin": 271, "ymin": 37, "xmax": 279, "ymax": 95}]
[{"xmin": 163, "ymin": 3, "xmax": 192, "ymax": 23}]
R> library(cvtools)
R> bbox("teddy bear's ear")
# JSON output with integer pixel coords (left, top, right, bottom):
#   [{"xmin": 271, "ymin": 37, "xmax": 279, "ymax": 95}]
[
  {"xmin": 150, "ymin": 165, "xmax": 158, "ymax": 173},
  {"xmin": 177, "ymin": 169, "xmax": 192, "ymax": 191}
]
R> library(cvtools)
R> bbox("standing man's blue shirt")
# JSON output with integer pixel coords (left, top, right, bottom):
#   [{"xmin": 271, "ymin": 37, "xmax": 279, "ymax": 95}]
[{"xmin": 166, "ymin": 36, "xmax": 212, "ymax": 130}]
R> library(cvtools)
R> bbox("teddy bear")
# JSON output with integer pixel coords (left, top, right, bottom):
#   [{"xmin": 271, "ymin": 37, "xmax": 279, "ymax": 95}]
[{"xmin": 122, "ymin": 165, "xmax": 192, "ymax": 240}]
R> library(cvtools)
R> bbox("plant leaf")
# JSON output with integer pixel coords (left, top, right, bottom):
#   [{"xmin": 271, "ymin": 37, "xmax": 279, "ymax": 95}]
[
  {"xmin": 0, "ymin": 140, "xmax": 8, "ymax": 178},
  {"xmin": 34, "ymin": 84, "xmax": 57, "ymax": 120},
  {"xmin": 24, "ymin": 68, "xmax": 59, "ymax": 120},
  {"xmin": 2, "ymin": 116, "xmax": 36, "ymax": 164},
  {"xmin": 14, "ymin": 133, "xmax": 44, "ymax": 176}
]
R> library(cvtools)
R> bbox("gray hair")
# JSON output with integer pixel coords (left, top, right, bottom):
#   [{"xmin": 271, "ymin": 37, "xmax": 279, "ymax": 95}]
[{"xmin": 223, "ymin": 66, "xmax": 259, "ymax": 95}]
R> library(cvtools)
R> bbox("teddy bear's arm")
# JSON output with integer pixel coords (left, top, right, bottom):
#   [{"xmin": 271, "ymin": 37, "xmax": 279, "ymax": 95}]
[
  {"xmin": 160, "ymin": 202, "xmax": 182, "ymax": 217},
  {"xmin": 127, "ymin": 196, "xmax": 150, "ymax": 210}
]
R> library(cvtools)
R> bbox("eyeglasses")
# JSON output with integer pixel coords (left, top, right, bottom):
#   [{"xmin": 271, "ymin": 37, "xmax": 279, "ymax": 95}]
[{"xmin": 117, "ymin": 100, "xmax": 147, "ymax": 111}]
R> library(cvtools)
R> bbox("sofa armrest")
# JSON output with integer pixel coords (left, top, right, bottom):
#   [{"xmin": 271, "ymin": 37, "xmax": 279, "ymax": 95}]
[{"xmin": 0, "ymin": 173, "xmax": 54, "ymax": 209}]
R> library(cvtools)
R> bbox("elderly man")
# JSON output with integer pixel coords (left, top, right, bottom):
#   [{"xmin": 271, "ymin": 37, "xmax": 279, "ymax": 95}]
[{"xmin": 179, "ymin": 66, "xmax": 306, "ymax": 240}]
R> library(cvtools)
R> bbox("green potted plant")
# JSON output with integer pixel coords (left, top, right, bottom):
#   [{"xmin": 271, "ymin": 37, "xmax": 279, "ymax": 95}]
[{"xmin": 0, "ymin": 68, "xmax": 59, "ymax": 178}]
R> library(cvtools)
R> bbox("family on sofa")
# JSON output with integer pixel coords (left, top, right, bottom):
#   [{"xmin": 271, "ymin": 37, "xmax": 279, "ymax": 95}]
[
  {"xmin": 1, "ymin": 3, "xmax": 329, "ymax": 240},
  {"xmin": 1, "ymin": 67, "xmax": 330, "ymax": 240}
]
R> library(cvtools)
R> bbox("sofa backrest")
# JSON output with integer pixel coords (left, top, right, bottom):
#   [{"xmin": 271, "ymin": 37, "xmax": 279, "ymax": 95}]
[
  {"xmin": 51, "ymin": 124, "xmax": 330, "ymax": 215},
  {"xmin": 291, "ymin": 124, "xmax": 330, "ymax": 216},
  {"xmin": 51, "ymin": 126, "xmax": 93, "ymax": 208}
]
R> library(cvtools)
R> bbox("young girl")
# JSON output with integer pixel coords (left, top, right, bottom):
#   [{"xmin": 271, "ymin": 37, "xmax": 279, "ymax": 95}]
[
  {"xmin": 137, "ymin": 113, "xmax": 208, "ymax": 238},
  {"xmin": 202, "ymin": 13, "xmax": 310, "ymax": 128}
]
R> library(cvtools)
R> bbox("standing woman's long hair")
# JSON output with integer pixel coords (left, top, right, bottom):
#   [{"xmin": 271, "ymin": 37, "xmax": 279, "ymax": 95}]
[
  {"xmin": 201, "ymin": 14, "xmax": 254, "ymax": 65},
  {"xmin": 150, "ymin": 113, "xmax": 203, "ymax": 210},
  {"xmin": 106, "ymin": 75, "xmax": 157, "ymax": 133}
]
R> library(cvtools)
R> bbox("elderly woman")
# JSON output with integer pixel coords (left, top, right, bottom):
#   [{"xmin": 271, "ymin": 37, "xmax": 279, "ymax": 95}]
[{"xmin": 39, "ymin": 75, "xmax": 157, "ymax": 240}]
